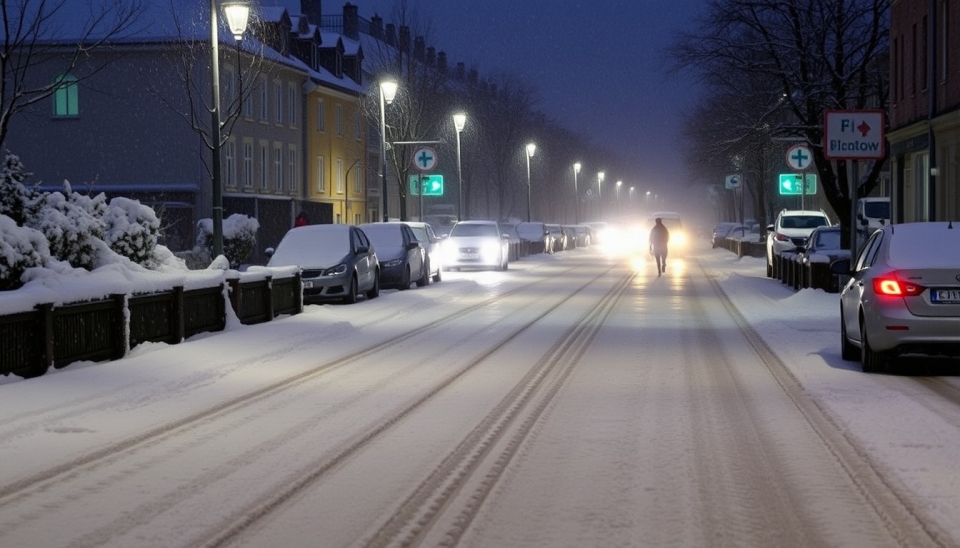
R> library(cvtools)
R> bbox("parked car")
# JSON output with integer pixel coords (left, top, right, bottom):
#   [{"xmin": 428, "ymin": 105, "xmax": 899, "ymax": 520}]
[
  {"xmin": 267, "ymin": 224, "xmax": 379, "ymax": 304},
  {"xmin": 766, "ymin": 209, "xmax": 832, "ymax": 277},
  {"xmin": 442, "ymin": 220, "xmax": 511, "ymax": 271},
  {"xmin": 516, "ymin": 221, "xmax": 552, "ymax": 254},
  {"xmin": 546, "ymin": 224, "xmax": 566, "ymax": 252},
  {"xmin": 359, "ymin": 222, "xmax": 428, "ymax": 289},
  {"xmin": 833, "ymin": 222, "xmax": 960, "ymax": 373},
  {"xmin": 570, "ymin": 225, "xmax": 592, "ymax": 247},
  {"xmin": 406, "ymin": 221, "xmax": 443, "ymax": 283},
  {"xmin": 794, "ymin": 226, "xmax": 849, "ymax": 292},
  {"xmin": 856, "ymin": 197, "xmax": 891, "ymax": 232},
  {"xmin": 711, "ymin": 222, "xmax": 740, "ymax": 248}
]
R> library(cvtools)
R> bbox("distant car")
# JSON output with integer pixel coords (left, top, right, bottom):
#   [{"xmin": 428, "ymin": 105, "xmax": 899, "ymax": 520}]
[
  {"xmin": 516, "ymin": 221, "xmax": 552, "ymax": 254},
  {"xmin": 267, "ymin": 224, "xmax": 379, "ymax": 304},
  {"xmin": 442, "ymin": 220, "xmax": 510, "ymax": 271},
  {"xmin": 406, "ymin": 221, "xmax": 443, "ymax": 282},
  {"xmin": 646, "ymin": 212, "xmax": 686, "ymax": 256},
  {"xmin": 795, "ymin": 226, "xmax": 849, "ymax": 292},
  {"xmin": 766, "ymin": 209, "xmax": 832, "ymax": 277},
  {"xmin": 857, "ymin": 197, "xmax": 891, "ymax": 232},
  {"xmin": 570, "ymin": 225, "xmax": 592, "ymax": 247},
  {"xmin": 546, "ymin": 224, "xmax": 566, "ymax": 252},
  {"xmin": 359, "ymin": 222, "xmax": 428, "ymax": 289},
  {"xmin": 711, "ymin": 222, "xmax": 742, "ymax": 248},
  {"xmin": 833, "ymin": 222, "xmax": 960, "ymax": 373}
]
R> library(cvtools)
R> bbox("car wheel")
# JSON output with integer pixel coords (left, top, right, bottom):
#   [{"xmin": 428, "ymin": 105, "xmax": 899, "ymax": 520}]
[
  {"xmin": 840, "ymin": 309, "xmax": 859, "ymax": 361},
  {"xmin": 398, "ymin": 265, "xmax": 411, "ymax": 290},
  {"xmin": 343, "ymin": 274, "xmax": 358, "ymax": 304},
  {"xmin": 416, "ymin": 260, "xmax": 430, "ymax": 287},
  {"xmin": 366, "ymin": 271, "xmax": 380, "ymax": 299},
  {"xmin": 766, "ymin": 253, "xmax": 773, "ymax": 278},
  {"xmin": 860, "ymin": 320, "xmax": 887, "ymax": 374}
]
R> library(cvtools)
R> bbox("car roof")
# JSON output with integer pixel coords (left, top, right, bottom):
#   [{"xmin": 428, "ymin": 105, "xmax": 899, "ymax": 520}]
[{"xmin": 780, "ymin": 209, "xmax": 829, "ymax": 216}]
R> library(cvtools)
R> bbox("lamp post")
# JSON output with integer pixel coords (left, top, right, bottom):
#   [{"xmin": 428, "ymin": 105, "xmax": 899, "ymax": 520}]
[
  {"xmin": 210, "ymin": 0, "xmax": 249, "ymax": 258},
  {"xmin": 573, "ymin": 162, "xmax": 581, "ymax": 225},
  {"xmin": 525, "ymin": 142, "xmax": 536, "ymax": 222},
  {"xmin": 645, "ymin": 190, "xmax": 651, "ymax": 210},
  {"xmin": 629, "ymin": 186, "xmax": 635, "ymax": 214},
  {"xmin": 616, "ymin": 180, "xmax": 622, "ymax": 219},
  {"xmin": 379, "ymin": 79, "xmax": 398, "ymax": 222},
  {"xmin": 453, "ymin": 113, "xmax": 466, "ymax": 221},
  {"xmin": 597, "ymin": 171, "xmax": 605, "ymax": 220}
]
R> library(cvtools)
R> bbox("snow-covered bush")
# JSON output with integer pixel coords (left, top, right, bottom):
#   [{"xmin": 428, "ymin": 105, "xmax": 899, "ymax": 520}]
[
  {"xmin": 195, "ymin": 214, "xmax": 260, "ymax": 268},
  {"xmin": 25, "ymin": 182, "xmax": 106, "ymax": 270},
  {"xmin": 103, "ymin": 197, "xmax": 161, "ymax": 267},
  {"xmin": 0, "ymin": 215, "xmax": 49, "ymax": 290},
  {"xmin": 0, "ymin": 152, "xmax": 31, "ymax": 224}
]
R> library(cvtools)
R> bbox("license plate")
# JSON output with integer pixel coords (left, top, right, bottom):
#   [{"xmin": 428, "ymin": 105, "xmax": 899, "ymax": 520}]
[
  {"xmin": 931, "ymin": 289, "xmax": 960, "ymax": 304},
  {"xmin": 460, "ymin": 253, "xmax": 479, "ymax": 260},
  {"xmin": 303, "ymin": 281, "xmax": 313, "ymax": 289}
]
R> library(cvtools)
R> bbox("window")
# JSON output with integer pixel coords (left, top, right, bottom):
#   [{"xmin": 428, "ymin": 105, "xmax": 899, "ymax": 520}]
[
  {"xmin": 316, "ymin": 98, "xmax": 325, "ymax": 132},
  {"xmin": 354, "ymin": 163, "xmax": 362, "ymax": 193},
  {"xmin": 892, "ymin": 37, "xmax": 899, "ymax": 103},
  {"xmin": 942, "ymin": 0, "xmax": 950, "ymax": 83},
  {"xmin": 336, "ymin": 104, "xmax": 343, "ymax": 136},
  {"xmin": 354, "ymin": 110, "xmax": 361, "ymax": 140},
  {"xmin": 921, "ymin": 16, "xmax": 928, "ymax": 91},
  {"xmin": 225, "ymin": 140, "xmax": 237, "ymax": 187},
  {"xmin": 53, "ymin": 73, "xmax": 79, "ymax": 117},
  {"xmin": 243, "ymin": 141, "xmax": 254, "ymax": 187},
  {"xmin": 288, "ymin": 146, "xmax": 297, "ymax": 190},
  {"xmin": 259, "ymin": 142, "xmax": 268, "ymax": 188},
  {"xmin": 222, "ymin": 65, "xmax": 236, "ymax": 107},
  {"xmin": 288, "ymin": 84, "xmax": 297, "ymax": 126},
  {"xmin": 259, "ymin": 76, "xmax": 268, "ymax": 120},
  {"xmin": 336, "ymin": 158, "xmax": 344, "ymax": 193},
  {"xmin": 274, "ymin": 81, "xmax": 283, "ymax": 123},
  {"xmin": 317, "ymin": 156, "xmax": 325, "ymax": 192},
  {"xmin": 274, "ymin": 143, "xmax": 283, "ymax": 190}
]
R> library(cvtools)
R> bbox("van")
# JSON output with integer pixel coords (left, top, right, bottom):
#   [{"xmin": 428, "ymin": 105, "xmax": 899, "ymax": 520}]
[{"xmin": 856, "ymin": 197, "xmax": 891, "ymax": 232}]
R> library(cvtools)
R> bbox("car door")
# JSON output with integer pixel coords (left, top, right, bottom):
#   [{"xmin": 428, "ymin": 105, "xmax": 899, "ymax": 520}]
[
  {"xmin": 352, "ymin": 228, "xmax": 374, "ymax": 290},
  {"xmin": 402, "ymin": 225, "xmax": 423, "ymax": 275},
  {"xmin": 841, "ymin": 230, "xmax": 883, "ymax": 343}
]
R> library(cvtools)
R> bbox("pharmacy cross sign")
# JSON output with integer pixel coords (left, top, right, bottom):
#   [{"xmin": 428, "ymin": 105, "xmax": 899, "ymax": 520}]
[
  {"xmin": 412, "ymin": 147, "xmax": 438, "ymax": 172},
  {"xmin": 786, "ymin": 144, "xmax": 813, "ymax": 171}
]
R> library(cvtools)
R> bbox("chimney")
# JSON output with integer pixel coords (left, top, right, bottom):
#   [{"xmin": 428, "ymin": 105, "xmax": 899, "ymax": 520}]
[
  {"xmin": 300, "ymin": 0, "xmax": 321, "ymax": 26},
  {"xmin": 343, "ymin": 3, "xmax": 358, "ymax": 39},
  {"xmin": 426, "ymin": 46, "xmax": 436, "ymax": 66},
  {"xmin": 385, "ymin": 23, "xmax": 396, "ymax": 46},
  {"xmin": 468, "ymin": 68, "xmax": 478, "ymax": 84},
  {"xmin": 437, "ymin": 51, "xmax": 447, "ymax": 74},
  {"xmin": 456, "ymin": 62, "xmax": 465, "ymax": 81},
  {"xmin": 413, "ymin": 36, "xmax": 425, "ymax": 61},
  {"xmin": 370, "ymin": 15, "xmax": 383, "ymax": 39},
  {"xmin": 398, "ymin": 25, "xmax": 410, "ymax": 53}
]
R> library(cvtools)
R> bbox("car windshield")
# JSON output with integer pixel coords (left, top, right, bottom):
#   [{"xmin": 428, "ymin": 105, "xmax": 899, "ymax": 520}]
[
  {"xmin": 781, "ymin": 215, "xmax": 829, "ymax": 229},
  {"xmin": 363, "ymin": 226, "xmax": 404, "ymax": 249},
  {"xmin": 268, "ymin": 228, "xmax": 350, "ymax": 268},
  {"xmin": 451, "ymin": 223, "xmax": 498, "ymax": 238},
  {"xmin": 516, "ymin": 223, "xmax": 545, "ymax": 238},
  {"xmin": 814, "ymin": 230, "xmax": 841, "ymax": 249},
  {"xmin": 864, "ymin": 201, "xmax": 891, "ymax": 219}
]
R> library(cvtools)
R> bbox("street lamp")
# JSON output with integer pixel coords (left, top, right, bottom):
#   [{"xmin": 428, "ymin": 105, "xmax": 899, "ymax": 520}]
[
  {"xmin": 210, "ymin": 0, "xmax": 249, "ymax": 258},
  {"xmin": 453, "ymin": 112, "xmax": 467, "ymax": 221},
  {"xmin": 645, "ymin": 190, "xmax": 651, "ymax": 210},
  {"xmin": 573, "ymin": 162, "xmax": 581, "ymax": 225},
  {"xmin": 616, "ymin": 180, "xmax": 622, "ymax": 219},
  {"xmin": 525, "ymin": 142, "xmax": 536, "ymax": 222},
  {"xmin": 379, "ymin": 79, "xmax": 398, "ymax": 221},
  {"xmin": 597, "ymin": 171, "xmax": 605, "ymax": 220},
  {"xmin": 629, "ymin": 186, "xmax": 635, "ymax": 213}
]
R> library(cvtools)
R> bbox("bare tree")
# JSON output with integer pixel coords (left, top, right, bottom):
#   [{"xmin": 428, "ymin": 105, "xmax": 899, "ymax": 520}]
[
  {"xmin": 670, "ymin": 0, "xmax": 889, "ymax": 245},
  {"xmin": 0, "ymin": 0, "xmax": 146, "ymax": 149}
]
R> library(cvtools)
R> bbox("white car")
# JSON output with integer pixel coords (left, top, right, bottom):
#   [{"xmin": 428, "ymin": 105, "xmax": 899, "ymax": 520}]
[
  {"xmin": 766, "ymin": 209, "xmax": 832, "ymax": 277},
  {"xmin": 442, "ymin": 220, "xmax": 510, "ymax": 271}
]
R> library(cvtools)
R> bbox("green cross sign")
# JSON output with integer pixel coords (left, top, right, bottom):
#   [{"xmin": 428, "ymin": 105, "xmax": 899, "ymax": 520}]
[
  {"xmin": 778, "ymin": 173, "xmax": 817, "ymax": 195},
  {"xmin": 408, "ymin": 174, "xmax": 444, "ymax": 196}
]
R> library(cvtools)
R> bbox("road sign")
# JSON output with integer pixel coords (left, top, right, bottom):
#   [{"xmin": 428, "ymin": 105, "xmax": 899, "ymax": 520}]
[
  {"xmin": 411, "ymin": 147, "xmax": 438, "ymax": 172},
  {"xmin": 725, "ymin": 174, "xmax": 741, "ymax": 189},
  {"xmin": 823, "ymin": 110, "xmax": 885, "ymax": 160},
  {"xmin": 408, "ymin": 174, "xmax": 444, "ymax": 196},
  {"xmin": 778, "ymin": 173, "xmax": 817, "ymax": 195},
  {"xmin": 785, "ymin": 144, "xmax": 813, "ymax": 171}
]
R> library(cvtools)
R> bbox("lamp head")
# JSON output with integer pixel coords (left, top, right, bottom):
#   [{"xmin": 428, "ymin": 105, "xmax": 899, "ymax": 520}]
[
  {"xmin": 222, "ymin": 2, "xmax": 250, "ymax": 41},
  {"xmin": 526, "ymin": 143, "xmax": 536, "ymax": 158},
  {"xmin": 573, "ymin": 162, "xmax": 581, "ymax": 173},
  {"xmin": 617, "ymin": 180, "xmax": 622, "ymax": 188},
  {"xmin": 453, "ymin": 112, "xmax": 467, "ymax": 131},
  {"xmin": 598, "ymin": 171, "xmax": 605, "ymax": 182},
  {"xmin": 380, "ymin": 80, "xmax": 398, "ymax": 104}
]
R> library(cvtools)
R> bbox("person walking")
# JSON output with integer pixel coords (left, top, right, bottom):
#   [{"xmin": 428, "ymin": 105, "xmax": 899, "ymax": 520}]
[{"xmin": 649, "ymin": 217, "xmax": 670, "ymax": 276}]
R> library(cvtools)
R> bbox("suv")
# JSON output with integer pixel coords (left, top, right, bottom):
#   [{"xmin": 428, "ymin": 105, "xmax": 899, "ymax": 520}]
[{"xmin": 765, "ymin": 209, "xmax": 832, "ymax": 277}]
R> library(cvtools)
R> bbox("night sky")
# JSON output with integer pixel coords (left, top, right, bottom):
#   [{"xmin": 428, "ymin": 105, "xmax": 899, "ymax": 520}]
[{"xmin": 270, "ymin": 0, "xmax": 706, "ymax": 211}]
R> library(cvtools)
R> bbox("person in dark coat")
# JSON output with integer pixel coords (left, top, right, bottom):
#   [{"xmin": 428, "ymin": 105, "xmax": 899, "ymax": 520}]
[
  {"xmin": 649, "ymin": 217, "xmax": 670, "ymax": 276},
  {"xmin": 294, "ymin": 211, "xmax": 309, "ymax": 227}
]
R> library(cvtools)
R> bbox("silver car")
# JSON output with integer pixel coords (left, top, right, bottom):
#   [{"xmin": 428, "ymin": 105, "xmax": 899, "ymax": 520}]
[
  {"xmin": 835, "ymin": 222, "xmax": 960, "ymax": 373},
  {"xmin": 441, "ymin": 220, "xmax": 510, "ymax": 271},
  {"xmin": 405, "ymin": 221, "xmax": 443, "ymax": 282}
]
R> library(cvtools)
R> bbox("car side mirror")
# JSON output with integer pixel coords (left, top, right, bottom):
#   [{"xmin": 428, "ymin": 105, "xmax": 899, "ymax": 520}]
[
  {"xmin": 265, "ymin": 247, "xmax": 275, "ymax": 257},
  {"xmin": 406, "ymin": 241, "xmax": 420, "ymax": 251}
]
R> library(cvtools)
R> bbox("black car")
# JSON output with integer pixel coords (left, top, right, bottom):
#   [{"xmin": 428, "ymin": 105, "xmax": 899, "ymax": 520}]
[{"xmin": 359, "ymin": 222, "xmax": 428, "ymax": 290}]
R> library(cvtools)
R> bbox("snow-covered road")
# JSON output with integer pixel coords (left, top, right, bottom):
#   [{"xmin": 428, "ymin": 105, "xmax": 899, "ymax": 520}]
[{"xmin": 1, "ymin": 244, "xmax": 959, "ymax": 547}]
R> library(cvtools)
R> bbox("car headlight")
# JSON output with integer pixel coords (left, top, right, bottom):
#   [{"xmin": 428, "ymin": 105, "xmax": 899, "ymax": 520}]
[
  {"xmin": 324, "ymin": 264, "xmax": 348, "ymax": 276},
  {"xmin": 673, "ymin": 232, "xmax": 687, "ymax": 247},
  {"xmin": 482, "ymin": 241, "xmax": 501, "ymax": 261},
  {"xmin": 382, "ymin": 259, "xmax": 402, "ymax": 268}
]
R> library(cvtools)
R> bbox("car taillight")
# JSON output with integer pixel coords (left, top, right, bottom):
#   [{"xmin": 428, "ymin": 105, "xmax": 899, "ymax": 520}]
[
  {"xmin": 775, "ymin": 232, "xmax": 791, "ymax": 242},
  {"xmin": 872, "ymin": 276, "xmax": 925, "ymax": 297}
]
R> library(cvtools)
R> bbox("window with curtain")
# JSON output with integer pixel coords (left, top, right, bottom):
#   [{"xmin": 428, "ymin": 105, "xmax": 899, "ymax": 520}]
[{"xmin": 53, "ymin": 73, "xmax": 79, "ymax": 117}]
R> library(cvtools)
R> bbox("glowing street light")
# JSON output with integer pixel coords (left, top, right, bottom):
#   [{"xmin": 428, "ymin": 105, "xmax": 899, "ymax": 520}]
[
  {"xmin": 453, "ymin": 113, "xmax": 467, "ymax": 221},
  {"xmin": 573, "ymin": 162, "xmax": 581, "ymax": 225},
  {"xmin": 525, "ymin": 142, "xmax": 536, "ymax": 222},
  {"xmin": 616, "ymin": 180, "xmax": 622, "ymax": 218},
  {"xmin": 379, "ymin": 79, "xmax": 398, "ymax": 221},
  {"xmin": 210, "ymin": 0, "xmax": 250, "ymax": 258},
  {"xmin": 597, "ymin": 171, "xmax": 605, "ymax": 220}
]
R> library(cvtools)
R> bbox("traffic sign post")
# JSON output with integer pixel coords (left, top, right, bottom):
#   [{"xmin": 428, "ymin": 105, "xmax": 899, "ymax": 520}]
[
  {"xmin": 785, "ymin": 144, "xmax": 813, "ymax": 171},
  {"xmin": 408, "ymin": 174, "xmax": 444, "ymax": 196},
  {"xmin": 411, "ymin": 147, "xmax": 438, "ymax": 172},
  {"xmin": 823, "ymin": 110, "xmax": 885, "ymax": 160},
  {"xmin": 778, "ymin": 174, "xmax": 817, "ymax": 195}
]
